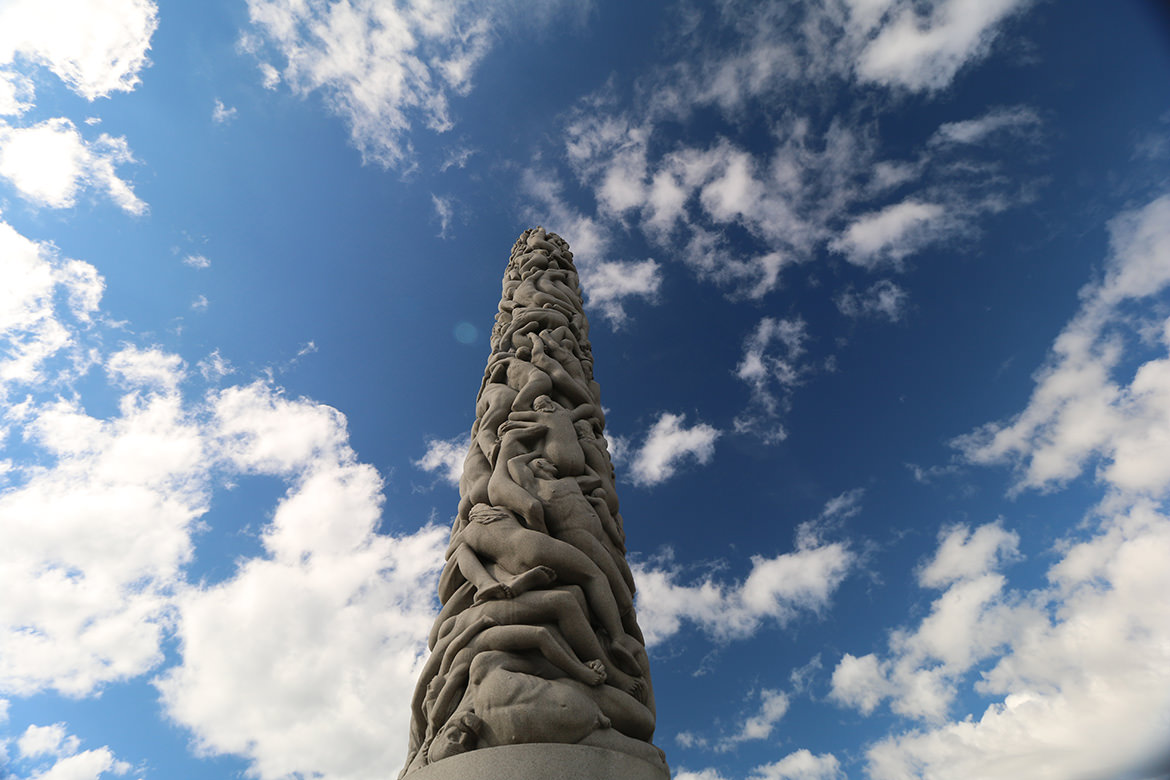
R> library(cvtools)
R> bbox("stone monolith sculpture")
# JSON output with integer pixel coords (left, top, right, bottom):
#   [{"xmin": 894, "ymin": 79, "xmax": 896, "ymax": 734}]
[{"xmin": 400, "ymin": 228, "xmax": 669, "ymax": 780}]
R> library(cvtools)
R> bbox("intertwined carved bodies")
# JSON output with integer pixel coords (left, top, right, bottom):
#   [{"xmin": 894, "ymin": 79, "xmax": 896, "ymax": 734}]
[{"xmin": 401, "ymin": 228, "xmax": 658, "ymax": 777}]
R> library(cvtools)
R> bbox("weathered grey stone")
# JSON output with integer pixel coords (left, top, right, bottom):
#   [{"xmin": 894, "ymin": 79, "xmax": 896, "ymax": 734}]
[
  {"xmin": 400, "ymin": 228, "xmax": 667, "ymax": 779},
  {"xmin": 408, "ymin": 743, "xmax": 668, "ymax": 780}
]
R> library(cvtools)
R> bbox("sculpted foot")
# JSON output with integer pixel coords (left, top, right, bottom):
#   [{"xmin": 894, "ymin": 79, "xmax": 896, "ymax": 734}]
[
  {"xmin": 627, "ymin": 677, "xmax": 648, "ymax": 704},
  {"xmin": 502, "ymin": 565, "xmax": 557, "ymax": 596},
  {"xmin": 473, "ymin": 582, "xmax": 513, "ymax": 603},
  {"xmin": 585, "ymin": 659, "xmax": 607, "ymax": 685}
]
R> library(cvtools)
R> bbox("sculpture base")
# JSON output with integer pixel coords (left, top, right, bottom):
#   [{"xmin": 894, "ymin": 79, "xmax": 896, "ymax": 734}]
[{"xmin": 407, "ymin": 743, "xmax": 670, "ymax": 780}]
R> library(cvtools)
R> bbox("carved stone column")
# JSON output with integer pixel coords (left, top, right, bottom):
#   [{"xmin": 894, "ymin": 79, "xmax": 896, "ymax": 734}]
[{"xmin": 400, "ymin": 228, "xmax": 668, "ymax": 779}]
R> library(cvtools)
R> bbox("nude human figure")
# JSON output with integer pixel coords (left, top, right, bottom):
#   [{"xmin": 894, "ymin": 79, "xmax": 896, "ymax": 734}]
[
  {"xmin": 486, "ymin": 422, "xmax": 549, "ymax": 532},
  {"xmin": 450, "ymin": 504, "xmax": 639, "ymax": 671},
  {"xmin": 575, "ymin": 419, "xmax": 619, "ymax": 514},
  {"xmin": 407, "ymin": 615, "xmax": 497, "ymax": 759},
  {"xmin": 425, "ymin": 624, "xmax": 607, "ymax": 737},
  {"xmin": 528, "ymin": 333, "xmax": 594, "ymax": 410},
  {"xmin": 436, "ymin": 542, "xmax": 556, "ymax": 605},
  {"xmin": 507, "ymin": 455, "xmax": 641, "ymax": 647},
  {"xmin": 505, "ymin": 394, "xmax": 596, "ymax": 476},
  {"xmin": 588, "ymin": 488, "xmax": 627, "ymax": 557},
  {"xmin": 426, "ymin": 652, "xmax": 665, "ymax": 768},
  {"xmin": 502, "ymin": 268, "xmax": 579, "ymax": 320},
  {"xmin": 438, "ymin": 587, "xmax": 643, "ymax": 698}
]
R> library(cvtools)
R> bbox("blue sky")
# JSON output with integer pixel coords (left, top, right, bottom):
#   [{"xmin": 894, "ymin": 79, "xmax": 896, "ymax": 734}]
[{"xmin": 2, "ymin": 1, "xmax": 1170, "ymax": 779}]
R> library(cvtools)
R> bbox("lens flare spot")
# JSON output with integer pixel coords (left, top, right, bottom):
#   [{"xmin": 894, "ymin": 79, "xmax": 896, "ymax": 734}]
[{"xmin": 454, "ymin": 322, "xmax": 478, "ymax": 344}]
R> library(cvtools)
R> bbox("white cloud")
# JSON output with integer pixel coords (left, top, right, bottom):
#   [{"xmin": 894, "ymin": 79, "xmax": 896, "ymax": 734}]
[
  {"xmin": 675, "ymin": 770, "xmax": 731, "ymax": 780},
  {"xmin": 955, "ymin": 194, "xmax": 1170, "ymax": 495},
  {"xmin": 18, "ymin": 723, "xmax": 78, "ymax": 759},
  {"xmin": 818, "ymin": 488, "xmax": 865, "ymax": 522},
  {"xmin": 0, "ymin": 118, "xmax": 146, "ymax": 214},
  {"xmin": 0, "ymin": 0, "xmax": 157, "ymax": 101},
  {"xmin": 520, "ymin": 169, "xmax": 660, "ymax": 325},
  {"xmin": 157, "ymin": 384, "xmax": 447, "ymax": 780},
  {"xmin": 413, "ymin": 432, "xmax": 469, "ymax": 487},
  {"xmin": 749, "ymin": 750, "xmax": 843, "ymax": 780},
  {"xmin": 627, "ymin": 412, "xmax": 719, "ymax": 487},
  {"xmin": 917, "ymin": 521, "xmax": 1019, "ymax": 588},
  {"xmin": 106, "ymin": 345, "xmax": 185, "ymax": 392},
  {"xmin": 733, "ymin": 317, "xmax": 810, "ymax": 443},
  {"xmin": 0, "ymin": 386, "xmax": 206, "ymax": 696},
  {"xmin": 830, "ymin": 200, "xmax": 947, "ymax": 268},
  {"xmin": 431, "ymin": 193, "xmax": 454, "ymax": 238},
  {"xmin": 836, "ymin": 279, "xmax": 908, "ymax": 321},
  {"xmin": 676, "ymin": 750, "xmax": 842, "ymax": 780},
  {"xmin": 0, "ymin": 70, "xmax": 33, "ymax": 116},
  {"xmin": 181, "ymin": 254, "xmax": 210, "ymax": 269},
  {"xmin": 830, "ymin": 520, "xmax": 1035, "ymax": 721},
  {"xmin": 855, "ymin": 0, "xmax": 1031, "ymax": 92},
  {"xmin": 211, "ymin": 98, "xmax": 236, "ymax": 124},
  {"xmin": 855, "ymin": 502, "xmax": 1170, "ymax": 780},
  {"xmin": 12, "ymin": 722, "xmax": 133, "ymax": 780},
  {"xmin": 717, "ymin": 689, "xmax": 790, "ymax": 750},
  {"xmin": 190, "ymin": 294, "xmax": 209, "ymax": 311},
  {"xmin": 930, "ymin": 105, "xmax": 1041, "ymax": 147},
  {"xmin": 197, "ymin": 349, "xmax": 233, "ymax": 382},
  {"xmin": 828, "ymin": 192, "xmax": 1170, "ymax": 779},
  {"xmin": 634, "ymin": 530, "xmax": 854, "ymax": 647},
  {"xmin": 0, "ymin": 220, "xmax": 103, "ymax": 394},
  {"xmin": 243, "ymin": 0, "xmax": 572, "ymax": 168},
  {"xmin": 534, "ymin": 3, "xmax": 1047, "ymax": 337}
]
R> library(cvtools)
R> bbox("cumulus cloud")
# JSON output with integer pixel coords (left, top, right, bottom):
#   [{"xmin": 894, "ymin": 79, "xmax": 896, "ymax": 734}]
[
  {"xmin": 955, "ymin": 193, "xmax": 1170, "ymax": 494},
  {"xmin": 414, "ymin": 432, "xmax": 470, "ymax": 487},
  {"xmin": 826, "ymin": 191, "xmax": 1170, "ymax": 779},
  {"xmin": 830, "ymin": 520, "xmax": 1033, "ymax": 721},
  {"xmin": 0, "ymin": 0, "xmax": 157, "ymax": 101},
  {"xmin": 0, "ymin": 222, "xmax": 455, "ymax": 777},
  {"xmin": 0, "ymin": 118, "xmax": 146, "ymax": 214},
  {"xmin": 10, "ymin": 721, "xmax": 133, "ymax": 780},
  {"xmin": 837, "ymin": 503, "xmax": 1170, "ymax": 780},
  {"xmin": 634, "ymin": 520, "xmax": 854, "ymax": 647},
  {"xmin": 749, "ymin": 750, "xmax": 843, "ymax": 780},
  {"xmin": 677, "ymin": 750, "xmax": 842, "ymax": 780},
  {"xmin": 0, "ymin": 380, "xmax": 206, "ymax": 696},
  {"xmin": 627, "ymin": 412, "xmax": 719, "ymax": 487}
]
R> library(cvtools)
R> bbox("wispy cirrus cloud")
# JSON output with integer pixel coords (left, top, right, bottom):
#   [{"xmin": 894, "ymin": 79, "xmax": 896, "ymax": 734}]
[{"xmin": 242, "ymin": 0, "xmax": 580, "ymax": 168}]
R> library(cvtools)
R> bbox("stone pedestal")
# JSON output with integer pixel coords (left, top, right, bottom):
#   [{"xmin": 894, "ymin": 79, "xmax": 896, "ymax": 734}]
[{"xmin": 407, "ymin": 744, "xmax": 670, "ymax": 780}]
